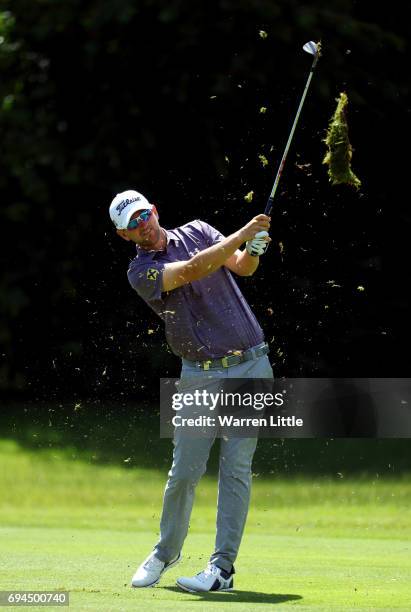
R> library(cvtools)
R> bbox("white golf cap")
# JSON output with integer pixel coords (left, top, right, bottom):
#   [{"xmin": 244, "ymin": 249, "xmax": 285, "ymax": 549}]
[{"xmin": 109, "ymin": 189, "xmax": 153, "ymax": 229}]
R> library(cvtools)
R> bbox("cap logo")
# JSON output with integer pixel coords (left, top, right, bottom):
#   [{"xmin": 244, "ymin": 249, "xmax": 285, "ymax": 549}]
[{"xmin": 116, "ymin": 196, "xmax": 141, "ymax": 216}]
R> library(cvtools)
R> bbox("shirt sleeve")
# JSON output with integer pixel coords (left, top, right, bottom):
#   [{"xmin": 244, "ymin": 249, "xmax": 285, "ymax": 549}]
[
  {"xmin": 127, "ymin": 260, "xmax": 165, "ymax": 303},
  {"xmin": 197, "ymin": 220, "xmax": 226, "ymax": 247}
]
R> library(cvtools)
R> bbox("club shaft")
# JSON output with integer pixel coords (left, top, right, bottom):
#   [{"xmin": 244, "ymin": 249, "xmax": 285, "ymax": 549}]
[{"xmin": 264, "ymin": 55, "xmax": 319, "ymax": 215}]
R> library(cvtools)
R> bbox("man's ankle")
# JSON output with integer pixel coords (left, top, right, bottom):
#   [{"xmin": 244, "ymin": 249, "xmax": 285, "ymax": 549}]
[{"xmin": 215, "ymin": 564, "xmax": 235, "ymax": 577}]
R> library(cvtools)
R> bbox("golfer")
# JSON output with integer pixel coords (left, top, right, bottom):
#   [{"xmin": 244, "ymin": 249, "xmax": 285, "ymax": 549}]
[{"xmin": 109, "ymin": 189, "xmax": 273, "ymax": 592}]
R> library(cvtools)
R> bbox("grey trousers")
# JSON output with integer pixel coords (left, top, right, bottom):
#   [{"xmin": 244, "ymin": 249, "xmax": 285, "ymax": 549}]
[{"xmin": 153, "ymin": 347, "xmax": 274, "ymax": 572}]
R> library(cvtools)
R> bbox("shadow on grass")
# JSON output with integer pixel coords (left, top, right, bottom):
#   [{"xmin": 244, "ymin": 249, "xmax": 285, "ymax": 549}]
[
  {"xmin": 164, "ymin": 586, "xmax": 302, "ymax": 604},
  {"xmin": 1, "ymin": 401, "xmax": 411, "ymax": 475}
]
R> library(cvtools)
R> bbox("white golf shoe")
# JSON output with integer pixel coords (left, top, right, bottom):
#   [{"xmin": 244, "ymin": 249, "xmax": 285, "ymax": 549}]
[
  {"xmin": 176, "ymin": 562, "xmax": 234, "ymax": 593},
  {"xmin": 131, "ymin": 551, "xmax": 181, "ymax": 588}
]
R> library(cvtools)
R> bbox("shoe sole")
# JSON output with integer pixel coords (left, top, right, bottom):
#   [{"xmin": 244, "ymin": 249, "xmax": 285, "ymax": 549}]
[
  {"xmin": 131, "ymin": 553, "xmax": 182, "ymax": 588},
  {"xmin": 176, "ymin": 580, "xmax": 233, "ymax": 594}
]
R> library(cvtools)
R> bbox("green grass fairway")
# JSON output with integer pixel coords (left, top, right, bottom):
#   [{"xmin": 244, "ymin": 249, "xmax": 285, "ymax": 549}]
[{"xmin": 1, "ymin": 438, "xmax": 410, "ymax": 611}]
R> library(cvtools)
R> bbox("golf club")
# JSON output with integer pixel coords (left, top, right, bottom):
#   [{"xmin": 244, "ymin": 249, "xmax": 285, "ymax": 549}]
[
  {"xmin": 265, "ymin": 40, "xmax": 321, "ymax": 215},
  {"xmin": 253, "ymin": 41, "xmax": 321, "ymax": 250}
]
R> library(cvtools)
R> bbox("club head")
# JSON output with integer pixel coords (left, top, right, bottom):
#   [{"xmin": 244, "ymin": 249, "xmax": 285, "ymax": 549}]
[{"xmin": 303, "ymin": 41, "xmax": 319, "ymax": 56}]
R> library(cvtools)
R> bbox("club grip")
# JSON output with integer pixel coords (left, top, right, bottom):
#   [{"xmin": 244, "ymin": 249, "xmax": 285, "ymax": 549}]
[{"xmin": 264, "ymin": 196, "xmax": 274, "ymax": 216}]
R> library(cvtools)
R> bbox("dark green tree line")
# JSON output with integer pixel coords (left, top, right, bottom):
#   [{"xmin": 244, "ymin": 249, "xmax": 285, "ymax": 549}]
[{"xmin": 0, "ymin": 0, "xmax": 409, "ymax": 397}]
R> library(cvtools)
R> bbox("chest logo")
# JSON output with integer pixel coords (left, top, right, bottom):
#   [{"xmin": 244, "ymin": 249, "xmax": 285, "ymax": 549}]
[{"xmin": 147, "ymin": 268, "xmax": 159, "ymax": 281}]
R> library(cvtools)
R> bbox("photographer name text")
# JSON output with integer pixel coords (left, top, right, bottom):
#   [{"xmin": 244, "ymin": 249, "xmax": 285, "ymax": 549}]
[{"xmin": 172, "ymin": 415, "xmax": 303, "ymax": 428}]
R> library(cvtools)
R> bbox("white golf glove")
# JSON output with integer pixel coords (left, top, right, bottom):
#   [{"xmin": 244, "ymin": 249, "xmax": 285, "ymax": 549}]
[{"xmin": 246, "ymin": 231, "xmax": 269, "ymax": 257}]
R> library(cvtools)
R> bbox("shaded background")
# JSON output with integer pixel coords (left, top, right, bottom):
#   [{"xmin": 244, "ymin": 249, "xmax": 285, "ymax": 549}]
[{"xmin": 0, "ymin": 1, "xmax": 410, "ymax": 471}]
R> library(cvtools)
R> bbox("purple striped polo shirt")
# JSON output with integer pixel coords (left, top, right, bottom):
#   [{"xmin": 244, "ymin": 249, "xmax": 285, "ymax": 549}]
[{"xmin": 127, "ymin": 219, "xmax": 264, "ymax": 361}]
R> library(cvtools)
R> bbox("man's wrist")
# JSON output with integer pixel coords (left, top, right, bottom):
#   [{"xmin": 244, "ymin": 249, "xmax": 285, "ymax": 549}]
[{"xmin": 233, "ymin": 229, "xmax": 246, "ymax": 246}]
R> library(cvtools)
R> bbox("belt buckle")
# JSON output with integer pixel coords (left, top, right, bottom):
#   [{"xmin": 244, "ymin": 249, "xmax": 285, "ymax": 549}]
[{"xmin": 222, "ymin": 351, "xmax": 243, "ymax": 368}]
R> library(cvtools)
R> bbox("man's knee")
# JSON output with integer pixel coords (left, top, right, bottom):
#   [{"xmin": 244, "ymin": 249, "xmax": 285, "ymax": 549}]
[
  {"xmin": 219, "ymin": 462, "xmax": 252, "ymax": 483},
  {"xmin": 167, "ymin": 461, "xmax": 207, "ymax": 488}
]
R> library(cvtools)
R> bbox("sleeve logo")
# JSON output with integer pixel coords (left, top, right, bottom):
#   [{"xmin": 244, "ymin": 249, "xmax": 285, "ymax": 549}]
[{"xmin": 147, "ymin": 268, "xmax": 159, "ymax": 281}]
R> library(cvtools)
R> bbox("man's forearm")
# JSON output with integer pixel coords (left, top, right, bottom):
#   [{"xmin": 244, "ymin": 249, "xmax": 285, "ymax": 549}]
[
  {"xmin": 187, "ymin": 231, "xmax": 245, "ymax": 281},
  {"xmin": 234, "ymin": 249, "xmax": 260, "ymax": 276}
]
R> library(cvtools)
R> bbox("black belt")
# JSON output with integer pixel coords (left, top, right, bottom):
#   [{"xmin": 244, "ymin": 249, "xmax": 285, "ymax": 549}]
[{"xmin": 192, "ymin": 343, "xmax": 269, "ymax": 371}]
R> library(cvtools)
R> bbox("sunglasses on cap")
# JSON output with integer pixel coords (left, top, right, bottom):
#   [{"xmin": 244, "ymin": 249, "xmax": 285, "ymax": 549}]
[{"xmin": 127, "ymin": 208, "xmax": 153, "ymax": 231}]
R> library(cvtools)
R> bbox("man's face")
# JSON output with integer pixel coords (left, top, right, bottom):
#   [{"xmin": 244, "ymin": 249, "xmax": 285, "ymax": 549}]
[{"xmin": 117, "ymin": 206, "xmax": 162, "ymax": 248}]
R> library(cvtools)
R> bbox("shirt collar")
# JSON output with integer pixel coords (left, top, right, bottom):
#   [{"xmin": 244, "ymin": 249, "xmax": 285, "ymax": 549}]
[
  {"xmin": 135, "ymin": 228, "xmax": 179, "ymax": 257},
  {"xmin": 165, "ymin": 229, "xmax": 180, "ymax": 244}
]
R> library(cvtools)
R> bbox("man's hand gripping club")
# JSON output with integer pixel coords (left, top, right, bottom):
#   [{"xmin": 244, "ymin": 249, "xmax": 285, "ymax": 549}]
[{"xmin": 242, "ymin": 215, "xmax": 271, "ymax": 257}]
